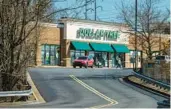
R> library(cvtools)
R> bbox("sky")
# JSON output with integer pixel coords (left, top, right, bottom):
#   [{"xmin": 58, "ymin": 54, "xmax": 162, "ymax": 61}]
[{"xmin": 55, "ymin": 0, "xmax": 170, "ymax": 23}]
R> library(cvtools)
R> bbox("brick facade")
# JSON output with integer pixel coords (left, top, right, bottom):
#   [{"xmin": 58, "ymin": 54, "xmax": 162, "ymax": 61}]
[
  {"xmin": 36, "ymin": 24, "xmax": 60, "ymax": 66},
  {"xmin": 35, "ymin": 22, "xmax": 170, "ymax": 68}
]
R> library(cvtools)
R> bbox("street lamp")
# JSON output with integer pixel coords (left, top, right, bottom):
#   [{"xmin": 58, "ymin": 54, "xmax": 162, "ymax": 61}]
[{"xmin": 134, "ymin": 0, "xmax": 138, "ymax": 72}]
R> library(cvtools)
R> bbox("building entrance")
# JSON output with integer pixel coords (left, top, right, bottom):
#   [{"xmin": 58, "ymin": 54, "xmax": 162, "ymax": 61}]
[
  {"xmin": 93, "ymin": 52, "xmax": 108, "ymax": 67},
  {"xmin": 111, "ymin": 53, "xmax": 125, "ymax": 68}
]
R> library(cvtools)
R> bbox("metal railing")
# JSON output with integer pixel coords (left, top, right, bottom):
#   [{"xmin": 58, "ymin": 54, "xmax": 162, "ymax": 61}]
[
  {"xmin": 133, "ymin": 72, "xmax": 170, "ymax": 89},
  {"xmin": 0, "ymin": 88, "xmax": 33, "ymax": 97},
  {"xmin": 0, "ymin": 72, "xmax": 33, "ymax": 97}
]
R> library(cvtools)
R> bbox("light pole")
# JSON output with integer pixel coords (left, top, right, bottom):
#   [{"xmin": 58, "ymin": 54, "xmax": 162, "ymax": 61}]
[
  {"xmin": 159, "ymin": 30, "xmax": 162, "ymax": 55},
  {"xmin": 85, "ymin": 0, "xmax": 88, "ymax": 19},
  {"xmin": 134, "ymin": 0, "xmax": 138, "ymax": 72},
  {"xmin": 94, "ymin": 0, "xmax": 103, "ymax": 21},
  {"xmin": 94, "ymin": 0, "xmax": 97, "ymax": 20}
]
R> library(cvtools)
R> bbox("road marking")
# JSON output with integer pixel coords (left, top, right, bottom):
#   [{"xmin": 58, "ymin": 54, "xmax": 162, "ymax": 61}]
[{"xmin": 69, "ymin": 75, "xmax": 118, "ymax": 108}]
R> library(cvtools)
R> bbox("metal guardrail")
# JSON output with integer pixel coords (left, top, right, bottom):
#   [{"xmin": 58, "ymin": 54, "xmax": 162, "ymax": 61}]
[
  {"xmin": 0, "ymin": 89, "xmax": 33, "ymax": 97},
  {"xmin": 0, "ymin": 72, "xmax": 33, "ymax": 97},
  {"xmin": 133, "ymin": 72, "xmax": 170, "ymax": 89}
]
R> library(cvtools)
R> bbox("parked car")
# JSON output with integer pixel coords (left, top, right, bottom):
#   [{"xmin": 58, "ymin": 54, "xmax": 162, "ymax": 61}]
[
  {"xmin": 73, "ymin": 56, "xmax": 94, "ymax": 68},
  {"xmin": 155, "ymin": 55, "xmax": 170, "ymax": 63}
]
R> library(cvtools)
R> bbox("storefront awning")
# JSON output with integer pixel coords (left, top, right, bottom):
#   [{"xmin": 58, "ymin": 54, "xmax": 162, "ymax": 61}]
[
  {"xmin": 71, "ymin": 41, "xmax": 92, "ymax": 51},
  {"xmin": 90, "ymin": 43, "xmax": 113, "ymax": 52},
  {"xmin": 112, "ymin": 44, "xmax": 130, "ymax": 53}
]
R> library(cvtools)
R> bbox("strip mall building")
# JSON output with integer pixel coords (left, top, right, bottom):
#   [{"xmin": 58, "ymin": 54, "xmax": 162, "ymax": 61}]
[{"xmin": 35, "ymin": 18, "xmax": 169, "ymax": 68}]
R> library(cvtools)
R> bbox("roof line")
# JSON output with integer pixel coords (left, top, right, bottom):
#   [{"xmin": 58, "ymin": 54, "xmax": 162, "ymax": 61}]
[{"xmin": 58, "ymin": 17, "xmax": 128, "ymax": 27}]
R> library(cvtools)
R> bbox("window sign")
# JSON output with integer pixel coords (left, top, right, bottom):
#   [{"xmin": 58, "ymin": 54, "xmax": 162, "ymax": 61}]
[
  {"xmin": 46, "ymin": 52, "xmax": 49, "ymax": 59},
  {"xmin": 56, "ymin": 52, "xmax": 59, "ymax": 58}
]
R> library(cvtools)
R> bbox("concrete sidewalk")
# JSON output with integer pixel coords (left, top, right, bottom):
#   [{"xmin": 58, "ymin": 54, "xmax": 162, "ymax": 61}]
[{"xmin": 31, "ymin": 65, "xmax": 130, "ymax": 70}]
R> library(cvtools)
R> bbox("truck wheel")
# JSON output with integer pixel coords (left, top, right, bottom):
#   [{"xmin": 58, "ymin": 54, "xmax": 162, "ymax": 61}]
[
  {"xmin": 73, "ymin": 65, "xmax": 76, "ymax": 68},
  {"xmin": 80, "ymin": 66, "xmax": 82, "ymax": 68},
  {"xmin": 91, "ymin": 65, "xmax": 93, "ymax": 68}
]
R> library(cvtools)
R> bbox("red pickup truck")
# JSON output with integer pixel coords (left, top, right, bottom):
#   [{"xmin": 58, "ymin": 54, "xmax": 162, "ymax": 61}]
[{"xmin": 73, "ymin": 56, "xmax": 94, "ymax": 68}]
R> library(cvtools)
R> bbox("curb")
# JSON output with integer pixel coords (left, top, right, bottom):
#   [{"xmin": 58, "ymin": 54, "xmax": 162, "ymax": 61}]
[
  {"xmin": 30, "ymin": 66, "xmax": 72, "ymax": 68},
  {"xmin": 30, "ymin": 66, "xmax": 130, "ymax": 70},
  {"xmin": 26, "ymin": 72, "xmax": 46, "ymax": 104},
  {"xmin": 121, "ymin": 76, "xmax": 170, "ymax": 99},
  {"xmin": 0, "ymin": 101, "xmax": 37, "ymax": 107}
]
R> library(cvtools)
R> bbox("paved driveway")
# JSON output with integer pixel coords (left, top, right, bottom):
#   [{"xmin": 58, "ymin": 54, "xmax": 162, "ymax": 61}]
[{"xmin": 25, "ymin": 68, "xmax": 165, "ymax": 108}]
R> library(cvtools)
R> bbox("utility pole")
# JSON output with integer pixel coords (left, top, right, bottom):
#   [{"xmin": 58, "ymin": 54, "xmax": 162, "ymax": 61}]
[
  {"xmin": 94, "ymin": 0, "xmax": 103, "ymax": 21},
  {"xmin": 159, "ymin": 30, "xmax": 162, "ymax": 55},
  {"xmin": 85, "ymin": 0, "xmax": 88, "ymax": 19},
  {"xmin": 135, "ymin": 0, "xmax": 138, "ymax": 72},
  {"xmin": 94, "ymin": 0, "xmax": 97, "ymax": 20}
]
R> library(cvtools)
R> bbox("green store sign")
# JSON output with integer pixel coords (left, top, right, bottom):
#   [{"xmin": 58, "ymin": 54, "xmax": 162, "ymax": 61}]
[{"xmin": 77, "ymin": 28, "xmax": 120, "ymax": 41}]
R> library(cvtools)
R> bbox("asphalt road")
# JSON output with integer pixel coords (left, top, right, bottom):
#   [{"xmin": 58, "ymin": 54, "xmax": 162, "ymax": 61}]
[{"xmin": 25, "ymin": 67, "xmax": 166, "ymax": 108}]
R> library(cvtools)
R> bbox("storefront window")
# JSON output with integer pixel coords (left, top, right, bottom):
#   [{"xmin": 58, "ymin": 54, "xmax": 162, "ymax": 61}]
[
  {"xmin": 56, "ymin": 47, "xmax": 60, "ymax": 65},
  {"xmin": 102, "ymin": 52, "xmax": 108, "ymax": 67},
  {"xmin": 129, "ymin": 50, "xmax": 142, "ymax": 63},
  {"xmin": 70, "ymin": 50, "xmax": 75, "ymax": 64},
  {"xmin": 93, "ymin": 52, "xmax": 108, "ymax": 67},
  {"xmin": 81, "ymin": 51, "xmax": 85, "ymax": 56},
  {"xmin": 111, "ymin": 52, "xmax": 125, "ymax": 68},
  {"xmin": 75, "ymin": 51, "xmax": 80, "ymax": 59},
  {"xmin": 111, "ymin": 53, "xmax": 116, "ymax": 67},
  {"xmin": 89, "ymin": 51, "xmax": 95, "ymax": 59},
  {"xmin": 110, "ymin": 53, "xmax": 114, "ymax": 67},
  {"xmin": 117, "ymin": 53, "xmax": 125, "ymax": 67},
  {"xmin": 41, "ymin": 44, "xmax": 60, "ymax": 65},
  {"xmin": 45, "ymin": 45, "xmax": 50, "ymax": 65},
  {"xmin": 70, "ymin": 50, "xmax": 85, "ymax": 65},
  {"xmin": 50, "ymin": 46, "xmax": 55, "ymax": 65}
]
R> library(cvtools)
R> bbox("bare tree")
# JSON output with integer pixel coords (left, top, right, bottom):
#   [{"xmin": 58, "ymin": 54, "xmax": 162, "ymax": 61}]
[
  {"xmin": 116, "ymin": 0, "xmax": 170, "ymax": 59},
  {"xmin": 0, "ymin": 0, "xmax": 91, "ymax": 95}
]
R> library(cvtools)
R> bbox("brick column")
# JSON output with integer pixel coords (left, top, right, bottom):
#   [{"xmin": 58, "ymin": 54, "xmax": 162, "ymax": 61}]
[
  {"xmin": 125, "ymin": 53, "xmax": 130, "ymax": 68},
  {"xmin": 60, "ymin": 28, "xmax": 64, "ymax": 66},
  {"xmin": 60, "ymin": 28, "xmax": 71, "ymax": 67},
  {"xmin": 36, "ymin": 43, "xmax": 42, "ymax": 66},
  {"xmin": 61, "ymin": 39, "xmax": 71, "ymax": 67}
]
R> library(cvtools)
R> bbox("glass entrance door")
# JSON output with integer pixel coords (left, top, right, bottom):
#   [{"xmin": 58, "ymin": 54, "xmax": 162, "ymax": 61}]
[
  {"xmin": 116, "ymin": 53, "xmax": 125, "ymax": 68},
  {"xmin": 94, "ymin": 52, "xmax": 108, "ymax": 67},
  {"xmin": 111, "ymin": 53, "xmax": 116, "ymax": 67},
  {"xmin": 111, "ymin": 53, "xmax": 125, "ymax": 68}
]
